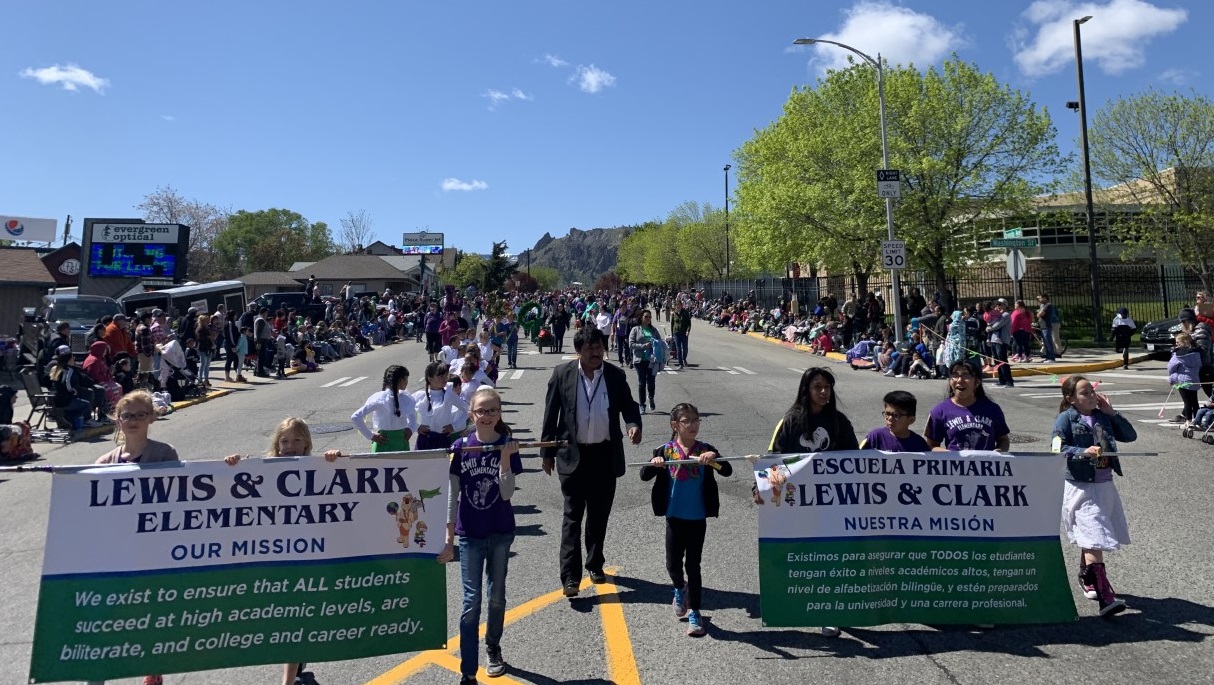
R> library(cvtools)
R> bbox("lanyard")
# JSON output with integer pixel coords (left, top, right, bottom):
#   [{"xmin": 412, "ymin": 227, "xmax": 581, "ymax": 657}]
[{"xmin": 581, "ymin": 372, "xmax": 604, "ymax": 413}]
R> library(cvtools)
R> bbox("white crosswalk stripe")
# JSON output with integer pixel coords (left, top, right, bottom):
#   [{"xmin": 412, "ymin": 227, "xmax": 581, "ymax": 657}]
[
  {"xmin": 509, "ymin": 370, "xmax": 524, "ymax": 380},
  {"xmin": 321, "ymin": 377, "xmax": 351, "ymax": 388},
  {"xmin": 718, "ymin": 366, "xmax": 740, "ymax": 375},
  {"xmin": 734, "ymin": 367, "xmax": 756, "ymax": 375},
  {"xmin": 788, "ymin": 367, "xmax": 804, "ymax": 373},
  {"xmin": 339, "ymin": 376, "xmax": 368, "ymax": 387}
]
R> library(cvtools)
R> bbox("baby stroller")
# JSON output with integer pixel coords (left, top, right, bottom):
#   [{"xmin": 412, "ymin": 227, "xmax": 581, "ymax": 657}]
[
  {"xmin": 164, "ymin": 360, "xmax": 204, "ymax": 402},
  {"xmin": 536, "ymin": 325, "xmax": 555, "ymax": 353},
  {"xmin": 1181, "ymin": 410, "xmax": 1214, "ymax": 444}
]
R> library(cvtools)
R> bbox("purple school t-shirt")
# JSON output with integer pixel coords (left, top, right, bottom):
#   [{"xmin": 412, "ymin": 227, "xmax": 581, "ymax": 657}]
[
  {"xmin": 449, "ymin": 433, "xmax": 523, "ymax": 538},
  {"xmin": 924, "ymin": 397, "xmax": 1009, "ymax": 451},
  {"xmin": 862, "ymin": 428, "xmax": 930, "ymax": 452}
]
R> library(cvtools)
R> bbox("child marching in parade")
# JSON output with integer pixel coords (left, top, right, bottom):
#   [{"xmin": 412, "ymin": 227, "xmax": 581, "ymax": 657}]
[
  {"xmin": 437, "ymin": 387, "xmax": 522, "ymax": 684},
  {"xmin": 413, "ymin": 360, "xmax": 469, "ymax": 451},
  {"xmin": 860, "ymin": 390, "xmax": 930, "ymax": 452},
  {"xmin": 351, "ymin": 365, "xmax": 417, "ymax": 453},
  {"xmin": 641, "ymin": 402, "xmax": 732, "ymax": 637},
  {"xmin": 1052, "ymin": 375, "xmax": 1135, "ymax": 617}
]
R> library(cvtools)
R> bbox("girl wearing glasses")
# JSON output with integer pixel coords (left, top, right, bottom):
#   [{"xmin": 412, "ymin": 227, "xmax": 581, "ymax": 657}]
[
  {"xmin": 924, "ymin": 360, "xmax": 1010, "ymax": 452},
  {"xmin": 641, "ymin": 402, "xmax": 732, "ymax": 637},
  {"xmin": 437, "ymin": 387, "xmax": 521, "ymax": 683}
]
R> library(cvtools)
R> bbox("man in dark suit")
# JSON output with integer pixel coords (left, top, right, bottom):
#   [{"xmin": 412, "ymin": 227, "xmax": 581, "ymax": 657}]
[{"xmin": 541, "ymin": 327, "xmax": 642, "ymax": 597}]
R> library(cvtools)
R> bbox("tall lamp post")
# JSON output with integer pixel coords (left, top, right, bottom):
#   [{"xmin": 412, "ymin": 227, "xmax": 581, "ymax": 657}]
[
  {"xmin": 794, "ymin": 37, "xmax": 904, "ymax": 338},
  {"xmin": 1074, "ymin": 15, "xmax": 1105, "ymax": 343},
  {"xmin": 724, "ymin": 164, "xmax": 731, "ymax": 279}
]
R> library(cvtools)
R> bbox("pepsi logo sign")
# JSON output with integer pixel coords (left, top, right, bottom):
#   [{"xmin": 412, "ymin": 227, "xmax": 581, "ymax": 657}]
[{"xmin": 4, "ymin": 220, "xmax": 23, "ymax": 237}]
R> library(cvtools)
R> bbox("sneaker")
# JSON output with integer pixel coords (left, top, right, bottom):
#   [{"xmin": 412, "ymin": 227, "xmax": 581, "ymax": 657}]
[
  {"xmin": 686, "ymin": 609, "xmax": 706, "ymax": 636},
  {"xmin": 1170, "ymin": 415, "xmax": 1187, "ymax": 424},
  {"xmin": 820, "ymin": 626, "xmax": 841, "ymax": 638},
  {"xmin": 672, "ymin": 588, "xmax": 689, "ymax": 618},
  {"xmin": 883, "ymin": 370, "xmax": 895, "ymax": 376},
  {"xmin": 485, "ymin": 645, "xmax": 507, "ymax": 677},
  {"xmin": 638, "ymin": 402, "xmax": 646, "ymax": 415},
  {"xmin": 589, "ymin": 569, "xmax": 607, "ymax": 584},
  {"xmin": 563, "ymin": 580, "xmax": 579, "ymax": 598},
  {"xmin": 1091, "ymin": 562, "xmax": 1127, "ymax": 618},
  {"xmin": 894, "ymin": 374, "xmax": 905, "ymax": 378}
]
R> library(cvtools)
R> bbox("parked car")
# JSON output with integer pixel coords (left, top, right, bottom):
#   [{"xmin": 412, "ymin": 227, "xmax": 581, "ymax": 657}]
[
  {"xmin": 1141, "ymin": 316, "xmax": 1181, "ymax": 355},
  {"xmin": 37, "ymin": 294, "xmax": 124, "ymax": 356}
]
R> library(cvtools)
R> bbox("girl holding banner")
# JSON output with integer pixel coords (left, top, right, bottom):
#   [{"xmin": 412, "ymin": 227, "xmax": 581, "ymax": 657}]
[
  {"xmin": 924, "ymin": 359, "xmax": 1010, "ymax": 453},
  {"xmin": 761, "ymin": 367, "xmax": 858, "ymax": 638},
  {"xmin": 1052, "ymin": 376, "xmax": 1135, "ymax": 618},
  {"xmin": 351, "ymin": 365, "xmax": 418, "ymax": 453}
]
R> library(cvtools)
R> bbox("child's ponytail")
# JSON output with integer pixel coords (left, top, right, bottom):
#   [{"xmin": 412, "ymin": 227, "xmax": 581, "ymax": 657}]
[{"xmin": 382, "ymin": 365, "xmax": 409, "ymax": 417}]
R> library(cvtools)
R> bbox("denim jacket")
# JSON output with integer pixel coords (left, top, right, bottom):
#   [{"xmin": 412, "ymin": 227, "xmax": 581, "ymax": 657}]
[{"xmin": 1051, "ymin": 407, "xmax": 1136, "ymax": 482}]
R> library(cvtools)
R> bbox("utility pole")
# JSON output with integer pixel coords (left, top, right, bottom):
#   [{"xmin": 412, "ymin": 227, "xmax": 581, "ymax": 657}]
[
  {"xmin": 724, "ymin": 164, "xmax": 732, "ymax": 279},
  {"xmin": 1074, "ymin": 15, "xmax": 1105, "ymax": 343}
]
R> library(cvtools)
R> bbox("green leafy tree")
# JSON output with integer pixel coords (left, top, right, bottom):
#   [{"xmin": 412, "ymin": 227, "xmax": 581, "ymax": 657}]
[
  {"xmin": 214, "ymin": 208, "xmax": 335, "ymax": 275},
  {"xmin": 735, "ymin": 65, "xmax": 887, "ymax": 291},
  {"xmin": 1087, "ymin": 89, "xmax": 1214, "ymax": 291},
  {"xmin": 735, "ymin": 57, "xmax": 1065, "ymax": 294},
  {"xmin": 446, "ymin": 253, "xmax": 489, "ymax": 290},
  {"xmin": 616, "ymin": 220, "xmax": 661, "ymax": 283},
  {"xmin": 484, "ymin": 241, "xmax": 518, "ymax": 292},
  {"xmin": 889, "ymin": 58, "xmax": 1065, "ymax": 292},
  {"xmin": 529, "ymin": 265, "xmax": 562, "ymax": 291}
]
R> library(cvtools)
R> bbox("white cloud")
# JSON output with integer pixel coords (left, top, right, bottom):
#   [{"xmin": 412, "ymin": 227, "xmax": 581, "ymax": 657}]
[
  {"xmin": 799, "ymin": 1, "xmax": 965, "ymax": 74},
  {"xmin": 1012, "ymin": 0, "xmax": 1188, "ymax": 77},
  {"xmin": 481, "ymin": 88, "xmax": 532, "ymax": 110},
  {"xmin": 1158, "ymin": 67, "xmax": 1198, "ymax": 85},
  {"xmin": 571, "ymin": 64, "xmax": 616, "ymax": 93},
  {"xmin": 19, "ymin": 63, "xmax": 110, "ymax": 93},
  {"xmin": 441, "ymin": 178, "xmax": 488, "ymax": 192},
  {"xmin": 539, "ymin": 53, "xmax": 568, "ymax": 68},
  {"xmin": 160, "ymin": 114, "xmax": 175, "ymax": 121}
]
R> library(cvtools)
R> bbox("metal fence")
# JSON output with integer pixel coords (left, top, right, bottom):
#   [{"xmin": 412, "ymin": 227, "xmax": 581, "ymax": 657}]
[{"xmin": 698, "ymin": 264, "xmax": 1204, "ymax": 331}]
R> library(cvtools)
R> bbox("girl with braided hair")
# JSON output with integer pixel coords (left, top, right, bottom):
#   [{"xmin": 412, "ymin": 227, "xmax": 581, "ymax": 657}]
[
  {"xmin": 351, "ymin": 365, "xmax": 417, "ymax": 453},
  {"xmin": 412, "ymin": 360, "xmax": 469, "ymax": 451}
]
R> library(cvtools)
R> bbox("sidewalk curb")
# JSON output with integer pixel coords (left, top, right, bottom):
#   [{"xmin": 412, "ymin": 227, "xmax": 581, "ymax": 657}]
[{"xmin": 742, "ymin": 330, "xmax": 1152, "ymax": 379}]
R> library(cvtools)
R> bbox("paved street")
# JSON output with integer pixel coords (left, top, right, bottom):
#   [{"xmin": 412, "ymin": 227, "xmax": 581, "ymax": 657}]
[{"xmin": 3, "ymin": 323, "xmax": 1212, "ymax": 685}]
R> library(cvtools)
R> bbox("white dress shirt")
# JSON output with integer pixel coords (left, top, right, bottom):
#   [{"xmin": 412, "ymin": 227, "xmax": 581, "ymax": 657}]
[
  {"xmin": 351, "ymin": 390, "xmax": 418, "ymax": 441},
  {"xmin": 575, "ymin": 365, "xmax": 610, "ymax": 444},
  {"xmin": 412, "ymin": 386, "xmax": 469, "ymax": 430}
]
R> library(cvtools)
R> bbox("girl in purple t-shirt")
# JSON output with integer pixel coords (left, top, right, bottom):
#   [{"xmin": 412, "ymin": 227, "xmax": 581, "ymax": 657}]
[
  {"xmin": 437, "ymin": 387, "xmax": 521, "ymax": 683},
  {"xmin": 925, "ymin": 360, "xmax": 1010, "ymax": 452}
]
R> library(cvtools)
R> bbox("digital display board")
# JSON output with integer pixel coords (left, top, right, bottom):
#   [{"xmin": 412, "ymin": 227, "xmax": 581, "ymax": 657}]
[
  {"xmin": 401, "ymin": 245, "xmax": 443, "ymax": 255},
  {"xmin": 88, "ymin": 242, "xmax": 179, "ymax": 278}
]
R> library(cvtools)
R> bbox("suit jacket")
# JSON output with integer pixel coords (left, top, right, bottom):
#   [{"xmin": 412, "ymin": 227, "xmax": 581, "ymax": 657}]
[{"xmin": 541, "ymin": 360, "xmax": 642, "ymax": 477}]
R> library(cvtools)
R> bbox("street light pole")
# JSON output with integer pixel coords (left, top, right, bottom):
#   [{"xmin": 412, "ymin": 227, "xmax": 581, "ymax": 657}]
[
  {"xmin": 724, "ymin": 164, "xmax": 731, "ymax": 280},
  {"xmin": 1074, "ymin": 16, "xmax": 1105, "ymax": 343},
  {"xmin": 793, "ymin": 38, "xmax": 904, "ymax": 338}
]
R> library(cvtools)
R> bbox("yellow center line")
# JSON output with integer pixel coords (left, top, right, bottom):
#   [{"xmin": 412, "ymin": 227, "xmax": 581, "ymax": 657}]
[
  {"xmin": 363, "ymin": 577, "xmax": 593, "ymax": 685},
  {"xmin": 593, "ymin": 570, "xmax": 642, "ymax": 685}
]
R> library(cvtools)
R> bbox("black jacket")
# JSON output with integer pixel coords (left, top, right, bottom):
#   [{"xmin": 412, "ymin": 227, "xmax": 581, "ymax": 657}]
[
  {"xmin": 540, "ymin": 360, "xmax": 642, "ymax": 477},
  {"xmin": 640, "ymin": 442, "xmax": 732, "ymax": 517}
]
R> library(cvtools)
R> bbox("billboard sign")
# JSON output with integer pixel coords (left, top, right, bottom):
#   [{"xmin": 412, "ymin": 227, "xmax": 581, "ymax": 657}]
[
  {"xmin": 402, "ymin": 232, "xmax": 443, "ymax": 255},
  {"xmin": 1, "ymin": 215, "xmax": 58, "ymax": 243},
  {"xmin": 85, "ymin": 221, "xmax": 188, "ymax": 280}
]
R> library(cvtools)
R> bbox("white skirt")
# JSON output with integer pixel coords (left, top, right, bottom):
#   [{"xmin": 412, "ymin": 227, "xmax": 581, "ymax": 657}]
[{"xmin": 1061, "ymin": 480, "xmax": 1130, "ymax": 551}]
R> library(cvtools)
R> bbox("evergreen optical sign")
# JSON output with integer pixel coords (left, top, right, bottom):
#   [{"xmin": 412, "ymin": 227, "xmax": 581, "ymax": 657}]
[{"xmin": 86, "ymin": 222, "xmax": 189, "ymax": 280}]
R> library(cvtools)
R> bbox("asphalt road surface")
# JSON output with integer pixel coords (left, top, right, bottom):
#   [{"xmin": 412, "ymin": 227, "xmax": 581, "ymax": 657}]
[{"xmin": 3, "ymin": 322, "xmax": 1212, "ymax": 685}]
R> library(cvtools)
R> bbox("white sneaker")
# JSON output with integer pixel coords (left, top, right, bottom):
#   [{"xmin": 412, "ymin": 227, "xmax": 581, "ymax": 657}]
[{"xmin": 820, "ymin": 626, "xmax": 841, "ymax": 638}]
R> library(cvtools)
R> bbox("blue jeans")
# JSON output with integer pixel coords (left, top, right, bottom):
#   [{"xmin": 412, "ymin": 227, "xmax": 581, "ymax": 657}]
[
  {"xmin": 61, "ymin": 397, "xmax": 91, "ymax": 428},
  {"xmin": 460, "ymin": 533, "xmax": 514, "ymax": 678},
  {"xmin": 506, "ymin": 338, "xmax": 518, "ymax": 366},
  {"xmin": 674, "ymin": 333, "xmax": 689, "ymax": 365},
  {"xmin": 1040, "ymin": 323, "xmax": 1057, "ymax": 360}
]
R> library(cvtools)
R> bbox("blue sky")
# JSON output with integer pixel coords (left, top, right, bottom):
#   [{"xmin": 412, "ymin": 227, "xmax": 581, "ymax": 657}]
[{"xmin": 2, "ymin": 0, "xmax": 1204, "ymax": 256}]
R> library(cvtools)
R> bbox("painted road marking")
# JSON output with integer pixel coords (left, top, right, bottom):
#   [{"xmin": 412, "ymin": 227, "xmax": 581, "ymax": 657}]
[
  {"xmin": 718, "ymin": 366, "xmax": 740, "ymax": 375},
  {"xmin": 321, "ymin": 377, "xmax": 351, "ymax": 387},
  {"xmin": 733, "ymin": 366, "xmax": 756, "ymax": 375},
  {"xmin": 365, "ymin": 573, "xmax": 643, "ymax": 685},
  {"xmin": 1097, "ymin": 401, "xmax": 1182, "ymax": 410},
  {"xmin": 788, "ymin": 367, "xmax": 804, "ymax": 373},
  {"xmin": 509, "ymin": 369, "xmax": 524, "ymax": 380},
  {"xmin": 339, "ymin": 376, "xmax": 368, "ymax": 387},
  {"xmin": 1017, "ymin": 390, "xmax": 1149, "ymax": 399},
  {"xmin": 595, "ymin": 569, "xmax": 641, "ymax": 685}
]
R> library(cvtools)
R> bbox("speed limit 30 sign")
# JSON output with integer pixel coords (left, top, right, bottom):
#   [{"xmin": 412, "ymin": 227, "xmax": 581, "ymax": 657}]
[{"xmin": 881, "ymin": 240, "xmax": 906, "ymax": 270}]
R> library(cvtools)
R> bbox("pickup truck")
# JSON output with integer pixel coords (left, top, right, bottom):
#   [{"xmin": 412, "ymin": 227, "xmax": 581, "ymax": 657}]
[{"xmin": 253, "ymin": 292, "xmax": 329, "ymax": 322}]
